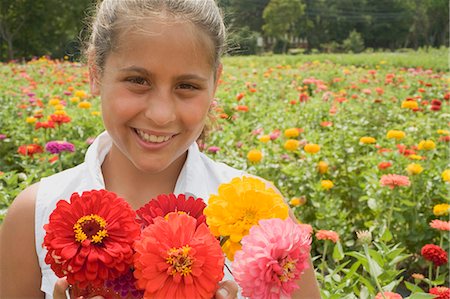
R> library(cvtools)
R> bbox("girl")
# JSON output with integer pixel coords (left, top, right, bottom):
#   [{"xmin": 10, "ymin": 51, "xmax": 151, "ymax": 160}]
[{"xmin": 0, "ymin": 0, "xmax": 321, "ymax": 298}]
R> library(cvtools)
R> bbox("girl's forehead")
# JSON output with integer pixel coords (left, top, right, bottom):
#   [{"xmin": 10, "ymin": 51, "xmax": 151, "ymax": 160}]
[{"xmin": 112, "ymin": 19, "xmax": 215, "ymax": 65}]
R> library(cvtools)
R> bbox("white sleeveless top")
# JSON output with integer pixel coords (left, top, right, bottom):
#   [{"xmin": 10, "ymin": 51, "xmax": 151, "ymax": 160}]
[{"xmin": 35, "ymin": 131, "xmax": 244, "ymax": 298}]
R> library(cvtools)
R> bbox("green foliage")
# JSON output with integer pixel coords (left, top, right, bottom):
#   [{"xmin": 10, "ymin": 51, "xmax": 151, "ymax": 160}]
[
  {"xmin": 227, "ymin": 26, "xmax": 260, "ymax": 56},
  {"xmin": 342, "ymin": 30, "xmax": 365, "ymax": 53}
]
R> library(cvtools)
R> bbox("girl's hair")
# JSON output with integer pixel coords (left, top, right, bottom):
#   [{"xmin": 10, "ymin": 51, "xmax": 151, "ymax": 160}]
[{"xmin": 86, "ymin": 0, "xmax": 226, "ymax": 73}]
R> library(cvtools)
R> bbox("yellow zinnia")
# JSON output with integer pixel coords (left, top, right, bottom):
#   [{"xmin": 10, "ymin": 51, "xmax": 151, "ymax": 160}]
[
  {"xmin": 258, "ymin": 135, "xmax": 271, "ymax": 143},
  {"xmin": 284, "ymin": 128, "xmax": 300, "ymax": 138},
  {"xmin": 433, "ymin": 203, "xmax": 450, "ymax": 216},
  {"xmin": 74, "ymin": 90, "xmax": 88, "ymax": 99},
  {"xmin": 437, "ymin": 130, "xmax": 450, "ymax": 135},
  {"xmin": 386, "ymin": 130, "xmax": 406, "ymax": 140},
  {"xmin": 284, "ymin": 139, "xmax": 300, "ymax": 151},
  {"xmin": 289, "ymin": 196, "xmax": 306, "ymax": 207},
  {"xmin": 204, "ymin": 176, "xmax": 289, "ymax": 260},
  {"xmin": 26, "ymin": 117, "xmax": 37, "ymax": 124},
  {"xmin": 442, "ymin": 169, "xmax": 450, "ymax": 182},
  {"xmin": 321, "ymin": 180, "xmax": 334, "ymax": 190},
  {"xmin": 317, "ymin": 161, "xmax": 329, "ymax": 174},
  {"xmin": 247, "ymin": 149, "xmax": 263, "ymax": 163},
  {"xmin": 78, "ymin": 101, "xmax": 92, "ymax": 109},
  {"xmin": 406, "ymin": 163, "xmax": 423, "ymax": 175},
  {"xmin": 304, "ymin": 143, "xmax": 320, "ymax": 154},
  {"xmin": 418, "ymin": 140, "xmax": 436, "ymax": 150},
  {"xmin": 360, "ymin": 137, "xmax": 376, "ymax": 144},
  {"xmin": 408, "ymin": 154, "xmax": 423, "ymax": 160},
  {"xmin": 401, "ymin": 100, "xmax": 418, "ymax": 109},
  {"xmin": 48, "ymin": 98, "xmax": 60, "ymax": 106}
]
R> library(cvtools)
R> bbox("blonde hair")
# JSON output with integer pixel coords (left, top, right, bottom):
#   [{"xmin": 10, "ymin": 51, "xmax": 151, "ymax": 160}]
[{"xmin": 86, "ymin": 0, "xmax": 226, "ymax": 73}]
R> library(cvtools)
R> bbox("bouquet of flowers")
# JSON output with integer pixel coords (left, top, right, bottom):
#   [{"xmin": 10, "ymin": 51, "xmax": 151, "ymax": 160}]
[
  {"xmin": 43, "ymin": 190, "xmax": 224, "ymax": 298},
  {"xmin": 205, "ymin": 176, "xmax": 312, "ymax": 298}
]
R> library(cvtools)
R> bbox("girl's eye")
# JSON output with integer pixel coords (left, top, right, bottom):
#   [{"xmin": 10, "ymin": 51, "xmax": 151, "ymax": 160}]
[
  {"xmin": 178, "ymin": 83, "xmax": 198, "ymax": 90},
  {"xmin": 127, "ymin": 77, "xmax": 148, "ymax": 85}
]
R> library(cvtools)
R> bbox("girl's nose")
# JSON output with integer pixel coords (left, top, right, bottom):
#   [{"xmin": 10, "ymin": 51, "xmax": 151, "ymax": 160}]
[{"xmin": 144, "ymin": 90, "xmax": 176, "ymax": 126}]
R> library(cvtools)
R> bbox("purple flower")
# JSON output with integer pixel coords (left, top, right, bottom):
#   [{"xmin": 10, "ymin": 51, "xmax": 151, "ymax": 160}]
[
  {"xmin": 45, "ymin": 141, "xmax": 75, "ymax": 154},
  {"xmin": 104, "ymin": 270, "xmax": 144, "ymax": 298},
  {"xmin": 0, "ymin": 134, "xmax": 6, "ymax": 140},
  {"xmin": 207, "ymin": 146, "xmax": 220, "ymax": 154}
]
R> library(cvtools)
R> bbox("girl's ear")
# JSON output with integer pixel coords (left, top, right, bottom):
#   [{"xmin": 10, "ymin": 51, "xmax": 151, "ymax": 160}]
[
  {"xmin": 89, "ymin": 64, "xmax": 100, "ymax": 96},
  {"xmin": 88, "ymin": 52, "xmax": 100, "ymax": 96},
  {"xmin": 213, "ymin": 63, "xmax": 223, "ymax": 94}
]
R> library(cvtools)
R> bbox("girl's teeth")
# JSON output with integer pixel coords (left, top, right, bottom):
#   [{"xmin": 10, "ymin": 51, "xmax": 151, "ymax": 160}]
[{"xmin": 136, "ymin": 129, "xmax": 171, "ymax": 143}]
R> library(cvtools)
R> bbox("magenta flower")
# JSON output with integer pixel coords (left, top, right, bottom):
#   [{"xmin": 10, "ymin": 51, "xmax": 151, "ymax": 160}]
[
  {"xmin": 207, "ymin": 146, "xmax": 220, "ymax": 154},
  {"xmin": 45, "ymin": 141, "xmax": 75, "ymax": 154},
  {"xmin": 380, "ymin": 174, "xmax": 411, "ymax": 189},
  {"xmin": 232, "ymin": 218, "xmax": 311, "ymax": 299}
]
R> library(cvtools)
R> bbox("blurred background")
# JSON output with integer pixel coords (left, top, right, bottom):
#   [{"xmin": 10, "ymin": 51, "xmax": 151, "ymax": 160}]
[{"xmin": 0, "ymin": 0, "xmax": 448, "ymax": 61}]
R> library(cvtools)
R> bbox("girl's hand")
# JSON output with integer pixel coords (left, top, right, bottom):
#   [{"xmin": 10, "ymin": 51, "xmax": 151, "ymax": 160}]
[
  {"xmin": 53, "ymin": 278, "xmax": 104, "ymax": 299},
  {"xmin": 214, "ymin": 280, "xmax": 238, "ymax": 299}
]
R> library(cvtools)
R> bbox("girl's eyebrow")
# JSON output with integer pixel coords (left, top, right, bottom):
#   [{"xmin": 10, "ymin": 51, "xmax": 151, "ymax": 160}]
[{"xmin": 119, "ymin": 65, "xmax": 208, "ymax": 82}]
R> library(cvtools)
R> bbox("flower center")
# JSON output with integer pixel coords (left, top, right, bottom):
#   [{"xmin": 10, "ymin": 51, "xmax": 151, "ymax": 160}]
[
  {"xmin": 166, "ymin": 245, "xmax": 193, "ymax": 276},
  {"xmin": 164, "ymin": 211, "xmax": 187, "ymax": 220},
  {"xmin": 279, "ymin": 257, "xmax": 297, "ymax": 282},
  {"xmin": 73, "ymin": 214, "xmax": 108, "ymax": 244}
]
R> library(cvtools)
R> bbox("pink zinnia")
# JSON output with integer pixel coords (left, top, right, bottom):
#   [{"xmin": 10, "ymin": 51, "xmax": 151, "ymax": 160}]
[
  {"xmin": 232, "ymin": 218, "xmax": 311, "ymax": 299},
  {"xmin": 380, "ymin": 174, "xmax": 411, "ymax": 189},
  {"xmin": 315, "ymin": 230, "xmax": 339, "ymax": 243},
  {"xmin": 375, "ymin": 291, "xmax": 403, "ymax": 299},
  {"xmin": 430, "ymin": 219, "xmax": 450, "ymax": 231}
]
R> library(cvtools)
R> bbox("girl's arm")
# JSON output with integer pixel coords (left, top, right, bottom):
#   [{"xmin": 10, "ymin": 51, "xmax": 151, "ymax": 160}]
[{"xmin": 0, "ymin": 183, "xmax": 44, "ymax": 298}]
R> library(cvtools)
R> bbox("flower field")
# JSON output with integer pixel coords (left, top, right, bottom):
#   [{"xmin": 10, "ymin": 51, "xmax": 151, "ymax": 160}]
[{"xmin": 0, "ymin": 49, "xmax": 449, "ymax": 298}]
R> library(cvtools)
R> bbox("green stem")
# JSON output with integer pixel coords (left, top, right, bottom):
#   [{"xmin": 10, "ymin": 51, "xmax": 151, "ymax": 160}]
[
  {"xmin": 320, "ymin": 241, "xmax": 329, "ymax": 282},
  {"xmin": 428, "ymin": 263, "xmax": 433, "ymax": 288},
  {"xmin": 363, "ymin": 244, "xmax": 386, "ymax": 299}
]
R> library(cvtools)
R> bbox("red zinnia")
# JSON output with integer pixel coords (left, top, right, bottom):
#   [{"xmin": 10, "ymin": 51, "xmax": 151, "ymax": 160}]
[
  {"xmin": 35, "ymin": 120, "xmax": 55, "ymax": 130},
  {"xmin": 136, "ymin": 193, "xmax": 206, "ymax": 228},
  {"xmin": 17, "ymin": 144, "xmax": 43, "ymax": 157},
  {"xmin": 49, "ymin": 113, "xmax": 71, "ymax": 125},
  {"xmin": 43, "ymin": 189, "xmax": 140, "ymax": 289},
  {"xmin": 429, "ymin": 286, "xmax": 450, "ymax": 299},
  {"xmin": 378, "ymin": 161, "xmax": 392, "ymax": 170},
  {"xmin": 421, "ymin": 244, "xmax": 448, "ymax": 266},
  {"xmin": 133, "ymin": 213, "xmax": 224, "ymax": 298}
]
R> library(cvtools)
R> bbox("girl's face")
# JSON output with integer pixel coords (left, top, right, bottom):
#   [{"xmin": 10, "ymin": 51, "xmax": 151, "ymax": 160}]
[{"xmin": 90, "ymin": 20, "xmax": 221, "ymax": 174}]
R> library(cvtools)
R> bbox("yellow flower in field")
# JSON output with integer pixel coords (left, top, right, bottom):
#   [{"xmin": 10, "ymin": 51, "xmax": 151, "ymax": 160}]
[
  {"xmin": 70, "ymin": 96, "xmax": 80, "ymax": 103},
  {"xmin": 247, "ymin": 149, "xmax": 263, "ymax": 163},
  {"xmin": 49, "ymin": 98, "xmax": 60, "ymax": 106},
  {"xmin": 442, "ymin": 169, "xmax": 450, "ymax": 182},
  {"xmin": 418, "ymin": 140, "xmax": 436, "ymax": 150},
  {"xmin": 406, "ymin": 163, "xmax": 423, "ymax": 175},
  {"xmin": 284, "ymin": 128, "xmax": 300, "ymax": 138},
  {"xmin": 304, "ymin": 143, "xmax": 320, "ymax": 154},
  {"xmin": 78, "ymin": 101, "xmax": 92, "ymax": 109},
  {"xmin": 54, "ymin": 104, "xmax": 65, "ymax": 111},
  {"xmin": 401, "ymin": 100, "xmax": 418, "ymax": 109},
  {"xmin": 284, "ymin": 139, "xmax": 300, "ymax": 151},
  {"xmin": 317, "ymin": 161, "xmax": 329, "ymax": 174},
  {"xmin": 386, "ymin": 130, "xmax": 406, "ymax": 140},
  {"xmin": 408, "ymin": 154, "xmax": 423, "ymax": 160},
  {"xmin": 433, "ymin": 203, "xmax": 450, "ymax": 216},
  {"xmin": 54, "ymin": 110, "xmax": 66, "ymax": 115},
  {"xmin": 321, "ymin": 180, "xmax": 334, "ymax": 190},
  {"xmin": 437, "ymin": 130, "xmax": 450, "ymax": 135},
  {"xmin": 289, "ymin": 196, "xmax": 306, "ymax": 207},
  {"xmin": 91, "ymin": 111, "xmax": 101, "ymax": 116},
  {"xmin": 204, "ymin": 176, "xmax": 289, "ymax": 260},
  {"xmin": 380, "ymin": 60, "xmax": 387, "ymax": 64},
  {"xmin": 258, "ymin": 135, "xmax": 271, "ymax": 143},
  {"xmin": 74, "ymin": 90, "xmax": 88, "ymax": 99},
  {"xmin": 360, "ymin": 136, "xmax": 376, "ymax": 144},
  {"xmin": 26, "ymin": 117, "xmax": 37, "ymax": 124}
]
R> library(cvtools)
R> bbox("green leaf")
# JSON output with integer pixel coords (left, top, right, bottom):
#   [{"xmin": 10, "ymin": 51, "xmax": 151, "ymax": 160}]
[
  {"xmin": 380, "ymin": 226, "xmax": 393, "ymax": 242},
  {"xmin": 404, "ymin": 281, "xmax": 424, "ymax": 293},
  {"xmin": 333, "ymin": 241, "xmax": 345, "ymax": 261},
  {"xmin": 405, "ymin": 293, "xmax": 436, "ymax": 299}
]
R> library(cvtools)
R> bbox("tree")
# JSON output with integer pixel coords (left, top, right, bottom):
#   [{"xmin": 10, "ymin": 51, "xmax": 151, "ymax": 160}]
[{"xmin": 262, "ymin": 0, "xmax": 305, "ymax": 53}]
